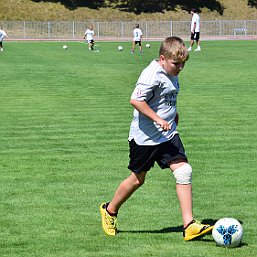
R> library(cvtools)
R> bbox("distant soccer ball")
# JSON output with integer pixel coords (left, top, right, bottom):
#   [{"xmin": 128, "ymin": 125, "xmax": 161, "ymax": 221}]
[
  {"xmin": 117, "ymin": 45, "xmax": 123, "ymax": 51},
  {"xmin": 212, "ymin": 218, "xmax": 243, "ymax": 248},
  {"xmin": 63, "ymin": 45, "xmax": 68, "ymax": 50},
  {"xmin": 146, "ymin": 43, "xmax": 151, "ymax": 48}
]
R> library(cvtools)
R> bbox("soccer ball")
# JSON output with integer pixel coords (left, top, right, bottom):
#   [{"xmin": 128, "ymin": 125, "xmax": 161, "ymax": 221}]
[
  {"xmin": 146, "ymin": 43, "xmax": 151, "ymax": 48},
  {"xmin": 63, "ymin": 45, "xmax": 68, "ymax": 50},
  {"xmin": 117, "ymin": 45, "xmax": 123, "ymax": 51},
  {"xmin": 212, "ymin": 218, "xmax": 243, "ymax": 248}
]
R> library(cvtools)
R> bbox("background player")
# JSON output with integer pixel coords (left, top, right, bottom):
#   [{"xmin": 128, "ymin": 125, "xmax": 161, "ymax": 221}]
[
  {"xmin": 188, "ymin": 9, "xmax": 201, "ymax": 52},
  {"xmin": 0, "ymin": 28, "xmax": 7, "ymax": 52},
  {"xmin": 84, "ymin": 25, "xmax": 95, "ymax": 50},
  {"xmin": 131, "ymin": 24, "xmax": 143, "ymax": 54}
]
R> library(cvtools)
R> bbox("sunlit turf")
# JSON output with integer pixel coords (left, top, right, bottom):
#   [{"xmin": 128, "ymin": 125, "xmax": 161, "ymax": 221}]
[{"xmin": 0, "ymin": 40, "xmax": 256, "ymax": 257}]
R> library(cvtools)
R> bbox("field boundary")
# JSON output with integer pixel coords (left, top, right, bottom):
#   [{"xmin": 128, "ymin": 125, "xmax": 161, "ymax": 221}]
[
  {"xmin": 1, "ymin": 20, "xmax": 257, "ymax": 41},
  {"xmin": 5, "ymin": 35, "xmax": 257, "ymax": 42}
]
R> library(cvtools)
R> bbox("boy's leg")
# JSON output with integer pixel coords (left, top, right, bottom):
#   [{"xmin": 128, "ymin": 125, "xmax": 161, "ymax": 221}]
[
  {"xmin": 170, "ymin": 162, "xmax": 213, "ymax": 240},
  {"xmin": 139, "ymin": 43, "xmax": 142, "ymax": 53},
  {"xmin": 176, "ymin": 184, "xmax": 193, "ymax": 227},
  {"xmin": 194, "ymin": 40, "xmax": 201, "ymax": 51},
  {"xmin": 90, "ymin": 40, "xmax": 94, "ymax": 50},
  {"xmin": 190, "ymin": 39, "xmax": 194, "ymax": 47},
  {"xmin": 188, "ymin": 39, "xmax": 194, "ymax": 51},
  {"xmin": 108, "ymin": 171, "xmax": 146, "ymax": 214},
  {"xmin": 131, "ymin": 41, "xmax": 136, "ymax": 53},
  {"xmin": 100, "ymin": 171, "xmax": 146, "ymax": 235},
  {"xmin": 170, "ymin": 161, "xmax": 193, "ymax": 227}
]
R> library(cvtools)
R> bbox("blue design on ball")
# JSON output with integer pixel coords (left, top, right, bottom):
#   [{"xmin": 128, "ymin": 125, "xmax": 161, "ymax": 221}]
[{"xmin": 216, "ymin": 225, "xmax": 238, "ymax": 245}]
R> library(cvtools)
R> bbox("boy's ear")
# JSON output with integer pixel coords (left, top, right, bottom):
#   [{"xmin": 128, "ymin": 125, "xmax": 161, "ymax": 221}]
[{"xmin": 159, "ymin": 55, "xmax": 165, "ymax": 61}]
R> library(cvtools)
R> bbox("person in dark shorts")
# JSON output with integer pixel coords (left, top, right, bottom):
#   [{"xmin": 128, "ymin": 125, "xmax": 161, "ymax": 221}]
[
  {"xmin": 100, "ymin": 37, "xmax": 213, "ymax": 240},
  {"xmin": 83, "ymin": 25, "xmax": 95, "ymax": 50},
  {"xmin": 188, "ymin": 9, "xmax": 201, "ymax": 52},
  {"xmin": 131, "ymin": 24, "xmax": 143, "ymax": 53}
]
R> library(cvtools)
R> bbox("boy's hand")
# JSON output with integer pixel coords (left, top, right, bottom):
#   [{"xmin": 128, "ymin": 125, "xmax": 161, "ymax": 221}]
[
  {"xmin": 156, "ymin": 118, "xmax": 171, "ymax": 131},
  {"xmin": 130, "ymin": 100, "xmax": 171, "ymax": 131}
]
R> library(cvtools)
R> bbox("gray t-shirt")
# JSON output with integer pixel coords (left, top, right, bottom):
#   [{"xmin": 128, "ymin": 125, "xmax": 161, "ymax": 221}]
[{"xmin": 129, "ymin": 59, "xmax": 179, "ymax": 145}]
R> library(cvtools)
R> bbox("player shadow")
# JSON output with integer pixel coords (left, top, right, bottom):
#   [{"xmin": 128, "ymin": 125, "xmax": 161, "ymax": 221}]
[
  {"xmin": 119, "ymin": 218, "xmax": 218, "ymax": 236},
  {"xmin": 119, "ymin": 218, "xmax": 248, "ymax": 247}
]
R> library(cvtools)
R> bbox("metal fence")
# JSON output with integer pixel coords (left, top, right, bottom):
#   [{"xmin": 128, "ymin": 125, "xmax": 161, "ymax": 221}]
[{"xmin": 1, "ymin": 20, "xmax": 257, "ymax": 40}]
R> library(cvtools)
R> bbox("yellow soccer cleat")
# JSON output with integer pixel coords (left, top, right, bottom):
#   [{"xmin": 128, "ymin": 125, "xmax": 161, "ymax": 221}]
[
  {"xmin": 183, "ymin": 220, "xmax": 213, "ymax": 241},
  {"xmin": 100, "ymin": 202, "xmax": 117, "ymax": 236}
]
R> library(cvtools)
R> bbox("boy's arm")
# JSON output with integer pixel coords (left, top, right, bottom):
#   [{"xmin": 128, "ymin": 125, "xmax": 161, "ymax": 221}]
[{"xmin": 130, "ymin": 99, "xmax": 171, "ymax": 131}]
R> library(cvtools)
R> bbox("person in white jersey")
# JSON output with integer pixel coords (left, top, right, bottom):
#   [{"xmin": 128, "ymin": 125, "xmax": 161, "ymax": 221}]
[
  {"xmin": 100, "ymin": 37, "xmax": 213, "ymax": 240},
  {"xmin": 83, "ymin": 25, "xmax": 95, "ymax": 50},
  {"xmin": 0, "ymin": 28, "xmax": 7, "ymax": 52},
  {"xmin": 131, "ymin": 24, "xmax": 143, "ymax": 53},
  {"xmin": 188, "ymin": 9, "xmax": 201, "ymax": 52}
]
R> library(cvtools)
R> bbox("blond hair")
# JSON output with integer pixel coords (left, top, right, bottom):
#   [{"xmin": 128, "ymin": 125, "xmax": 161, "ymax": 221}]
[{"xmin": 159, "ymin": 37, "xmax": 189, "ymax": 63}]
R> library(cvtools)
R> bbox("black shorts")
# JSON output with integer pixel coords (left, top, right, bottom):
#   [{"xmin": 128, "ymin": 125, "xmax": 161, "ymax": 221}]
[
  {"xmin": 191, "ymin": 32, "xmax": 200, "ymax": 41},
  {"xmin": 128, "ymin": 134, "xmax": 188, "ymax": 173},
  {"xmin": 134, "ymin": 40, "xmax": 142, "ymax": 46}
]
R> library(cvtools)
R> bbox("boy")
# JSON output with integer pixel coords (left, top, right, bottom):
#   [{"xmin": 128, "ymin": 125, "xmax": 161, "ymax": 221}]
[
  {"xmin": 84, "ymin": 25, "xmax": 95, "ymax": 50},
  {"xmin": 100, "ymin": 37, "xmax": 213, "ymax": 240},
  {"xmin": 131, "ymin": 24, "xmax": 143, "ymax": 54}
]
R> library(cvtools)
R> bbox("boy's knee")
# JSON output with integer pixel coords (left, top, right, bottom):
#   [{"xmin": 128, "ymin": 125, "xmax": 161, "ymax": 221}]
[
  {"xmin": 133, "ymin": 174, "xmax": 145, "ymax": 187},
  {"xmin": 135, "ymin": 177, "xmax": 145, "ymax": 187},
  {"xmin": 173, "ymin": 163, "xmax": 192, "ymax": 184}
]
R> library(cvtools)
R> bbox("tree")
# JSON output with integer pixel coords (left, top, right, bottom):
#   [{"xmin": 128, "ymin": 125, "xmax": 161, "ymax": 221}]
[
  {"xmin": 32, "ymin": 0, "xmax": 105, "ymax": 10},
  {"xmin": 109, "ymin": 0, "xmax": 224, "ymax": 14},
  {"xmin": 31, "ymin": 0, "xmax": 225, "ymax": 14},
  {"xmin": 248, "ymin": 0, "xmax": 257, "ymax": 8}
]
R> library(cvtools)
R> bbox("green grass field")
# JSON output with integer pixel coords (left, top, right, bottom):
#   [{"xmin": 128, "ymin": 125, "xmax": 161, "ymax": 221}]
[{"xmin": 0, "ymin": 40, "xmax": 257, "ymax": 257}]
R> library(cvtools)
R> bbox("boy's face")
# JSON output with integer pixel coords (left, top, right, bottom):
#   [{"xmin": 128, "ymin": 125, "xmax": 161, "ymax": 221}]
[{"xmin": 159, "ymin": 55, "xmax": 185, "ymax": 76}]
